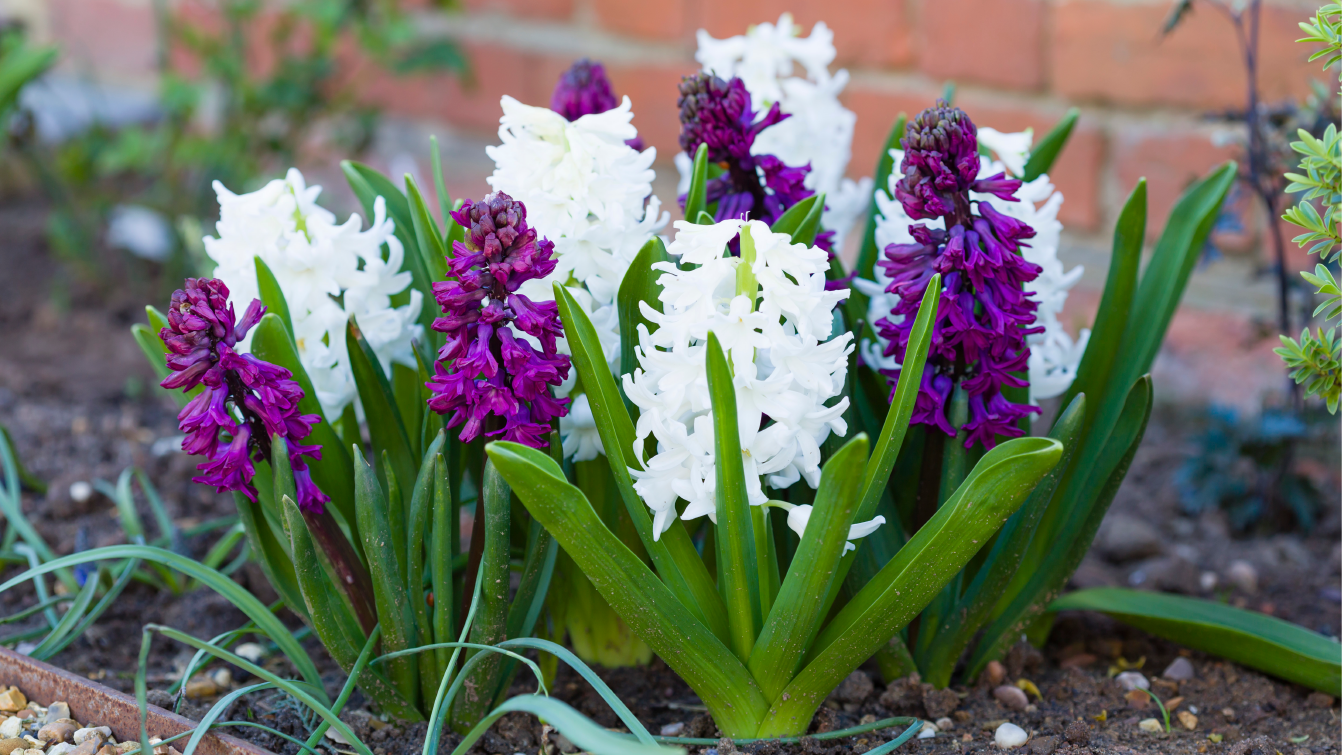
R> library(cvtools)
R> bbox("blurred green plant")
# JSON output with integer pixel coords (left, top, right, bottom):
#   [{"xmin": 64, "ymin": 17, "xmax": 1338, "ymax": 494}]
[
  {"xmin": 1277, "ymin": 5, "xmax": 1342, "ymax": 412},
  {"xmin": 29, "ymin": 0, "xmax": 465, "ymax": 288}
]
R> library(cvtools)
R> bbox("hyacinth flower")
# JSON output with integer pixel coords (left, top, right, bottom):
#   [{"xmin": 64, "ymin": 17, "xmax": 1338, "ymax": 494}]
[
  {"xmin": 677, "ymin": 72, "xmax": 835, "ymax": 253},
  {"xmin": 160, "ymin": 277, "xmax": 330, "ymax": 512},
  {"xmin": 550, "ymin": 57, "xmax": 645, "ymax": 152},
  {"xmin": 874, "ymin": 100, "xmax": 1045, "ymax": 450},
  {"xmin": 427, "ymin": 192, "xmax": 571, "ymax": 447}
]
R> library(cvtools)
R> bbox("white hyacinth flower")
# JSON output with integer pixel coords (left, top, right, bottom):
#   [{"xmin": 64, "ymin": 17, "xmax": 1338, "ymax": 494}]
[
  {"xmin": 204, "ymin": 168, "xmax": 423, "ymax": 419},
  {"xmin": 687, "ymin": 13, "xmax": 873, "ymax": 251},
  {"xmin": 623, "ymin": 219, "xmax": 855, "ymax": 539},
  {"xmin": 855, "ymin": 133, "xmax": 1089, "ymax": 404},
  {"xmin": 784, "ymin": 503, "xmax": 884, "ymax": 553},
  {"xmin": 485, "ymin": 94, "xmax": 668, "ymax": 459},
  {"xmin": 858, "ymin": 136, "xmax": 1089, "ymax": 407}
]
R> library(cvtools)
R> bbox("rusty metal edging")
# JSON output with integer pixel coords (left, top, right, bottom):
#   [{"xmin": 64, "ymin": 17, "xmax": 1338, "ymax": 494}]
[{"xmin": 0, "ymin": 646, "xmax": 276, "ymax": 755}]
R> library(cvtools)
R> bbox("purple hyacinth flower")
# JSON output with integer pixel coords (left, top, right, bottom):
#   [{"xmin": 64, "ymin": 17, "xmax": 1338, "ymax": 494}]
[
  {"xmin": 676, "ymin": 73, "xmax": 835, "ymax": 251},
  {"xmin": 552, "ymin": 58, "xmax": 643, "ymax": 150},
  {"xmin": 159, "ymin": 278, "xmax": 329, "ymax": 512},
  {"xmin": 427, "ymin": 191, "xmax": 570, "ymax": 448},
  {"xmin": 874, "ymin": 100, "xmax": 1045, "ymax": 450}
]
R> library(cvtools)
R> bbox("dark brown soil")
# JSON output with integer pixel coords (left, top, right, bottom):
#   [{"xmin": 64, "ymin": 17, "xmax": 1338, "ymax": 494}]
[{"xmin": 1, "ymin": 198, "xmax": 1339, "ymax": 755}]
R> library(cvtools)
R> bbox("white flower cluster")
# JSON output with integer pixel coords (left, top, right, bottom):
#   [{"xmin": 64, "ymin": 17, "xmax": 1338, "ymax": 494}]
[
  {"xmin": 682, "ymin": 13, "xmax": 873, "ymax": 251},
  {"xmin": 853, "ymin": 129, "xmax": 1089, "ymax": 403},
  {"xmin": 205, "ymin": 168, "xmax": 423, "ymax": 419},
  {"xmin": 485, "ymin": 94, "xmax": 668, "ymax": 461},
  {"xmin": 622, "ymin": 219, "xmax": 854, "ymax": 539}
]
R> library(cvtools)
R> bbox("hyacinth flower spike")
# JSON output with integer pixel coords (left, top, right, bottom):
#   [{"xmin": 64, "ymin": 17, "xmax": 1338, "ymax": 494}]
[
  {"xmin": 159, "ymin": 277, "xmax": 378, "ymax": 635},
  {"xmin": 426, "ymin": 191, "xmax": 571, "ymax": 446}
]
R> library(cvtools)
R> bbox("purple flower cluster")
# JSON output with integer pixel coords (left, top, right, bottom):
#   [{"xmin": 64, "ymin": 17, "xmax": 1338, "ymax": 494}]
[
  {"xmin": 551, "ymin": 58, "xmax": 643, "ymax": 150},
  {"xmin": 160, "ymin": 278, "xmax": 329, "ymax": 511},
  {"xmin": 676, "ymin": 73, "xmax": 834, "ymax": 252},
  {"xmin": 875, "ymin": 101, "xmax": 1044, "ymax": 450},
  {"xmin": 426, "ymin": 192, "xmax": 570, "ymax": 447}
]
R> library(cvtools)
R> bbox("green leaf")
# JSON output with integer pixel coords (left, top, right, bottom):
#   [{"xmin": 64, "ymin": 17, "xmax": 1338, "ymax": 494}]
[
  {"xmin": 704, "ymin": 332, "xmax": 761, "ymax": 662},
  {"xmin": 759, "ymin": 436, "xmax": 1063, "ymax": 737},
  {"xmin": 684, "ymin": 144, "xmax": 710, "ymax": 224},
  {"xmin": 3, "ymin": 545, "xmax": 324, "ymax": 694},
  {"xmin": 749, "ymin": 435, "xmax": 869, "ymax": 701},
  {"xmin": 347, "ymin": 317, "xmax": 417, "ymax": 500},
  {"xmin": 617, "ymin": 238, "xmax": 671, "ymax": 381},
  {"xmin": 233, "ymin": 491, "xmax": 306, "ymax": 619},
  {"xmin": 430, "ymin": 136, "xmax": 452, "ymax": 227},
  {"xmin": 407, "ymin": 432, "xmax": 446, "ymax": 705},
  {"xmin": 254, "ymin": 257, "xmax": 294, "ymax": 343},
  {"xmin": 450, "ymin": 460, "xmax": 511, "ymax": 730},
  {"xmin": 1020, "ymin": 108, "xmax": 1079, "ymax": 183},
  {"xmin": 791, "ymin": 193, "xmax": 826, "ymax": 247},
  {"xmin": 919, "ymin": 394, "xmax": 1087, "ymax": 686},
  {"xmin": 451, "ymin": 695, "xmax": 683, "ymax": 755},
  {"xmin": 769, "ymin": 195, "xmax": 819, "ymax": 239},
  {"xmin": 431, "ymin": 452, "xmax": 456, "ymax": 674},
  {"xmin": 968, "ymin": 377, "xmax": 1153, "ymax": 678},
  {"xmin": 1050, "ymin": 588, "xmax": 1341, "ymax": 695},
  {"xmin": 354, "ymin": 450, "xmax": 420, "ymax": 707},
  {"xmin": 554, "ymin": 284, "xmax": 730, "ymax": 642},
  {"xmin": 486, "ymin": 441, "xmax": 770, "ymax": 738},
  {"xmin": 405, "ymin": 175, "xmax": 451, "ymax": 286},
  {"xmin": 0, "ymin": 45, "xmax": 56, "ymax": 113}
]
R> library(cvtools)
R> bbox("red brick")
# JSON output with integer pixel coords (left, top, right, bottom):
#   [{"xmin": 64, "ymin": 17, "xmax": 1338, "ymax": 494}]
[
  {"xmin": 916, "ymin": 0, "xmax": 1045, "ymax": 90},
  {"xmin": 461, "ymin": 0, "xmax": 574, "ymax": 21},
  {"xmin": 844, "ymin": 83, "xmax": 944, "ymax": 183},
  {"xmin": 357, "ymin": 40, "xmax": 533, "ymax": 133},
  {"xmin": 49, "ymin": 0, "xmax": 157, "ymax": 81},
  {"xmin": 690, "ymin": 0, "xmax": 912, "ymax": 68},
  {"xmin": 1052, "ymin": 1, "xmax": 1318, "ymax": 110},
  {"xmin": 1114, "ymin": 127, "xmax": 1238, "ymax": 239},
  {"xmin": 594, "ymin": 0, "xmax": 692, "ymax": 41}
]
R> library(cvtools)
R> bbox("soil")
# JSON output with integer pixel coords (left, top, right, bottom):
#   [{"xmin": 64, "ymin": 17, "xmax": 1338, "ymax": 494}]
[{"xmin": 0, "ymin": 198, "xmax": 1339, "ymax": 755}]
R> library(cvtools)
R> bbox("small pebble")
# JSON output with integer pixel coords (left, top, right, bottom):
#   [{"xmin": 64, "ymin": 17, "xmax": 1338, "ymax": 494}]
[
  {"xmin": 1028, "ymin": 735, "xmax": 1058, "ymax": 755},
  {"xmin": 68, "ymin": 740, "xmax": 99, "ymax": 755},
  {"xmin": 73, "ymin": 728, "xmax": 111, "ymax": 746},
  {"xmin": 1199, "ymin": 571, "xmax": 1218, "ymax": 591},
  {"xmin": 1177, "ymin": 711, "xmax": 1198, "ymax": 730},
  {"xmin": 917, "ymin": 722, "xmax": 938, "ymax": 739},
  {"xmin": 38, "ymin": 721, "xmax": 77, "ymax": 744},
  {"xmin": 0, "ymin": 739, "xmax": 25, "ymax": 755},
  {"xmin": 95, "ymin": 746, "xmax": 118, "ymax": 755},
  {"xmin": 234, "ymin": 643, "xmax": 267, "ymax": 663},
  {"xmin": 935, "ymin": 717, "xmax": 954, "ymax": 731},
  {"xmin": 69, "ymin": 482, "xmax": 93, "ymax": 504},
  {"xmin": 993, "ymin": 685, "xmax": 1029, "ymax": 711},
  {"xmin": 0, "ymin": 720, "xmax": 19, "ymax": 739},
  {"xmin": 831, "ymin": 671, "xmax": 873, "ymax": 704},
  {"xmin": 45, "ymin": 745, "xmax": 75, "ymax": 755},
  {"xmin": 1162, "ymin": 657, "xmax": 1195, "ymax": 681},
  {"xmin": 1115, "ymin": 671, "xmax": 1149, "ymax": 691},
  {"xmin": 44, "ymin": 703, "xmax": 70, "ymax": 724},
  {"xmin": 0, "ymin": 692, "xmax": 24, "ymax": 715},
  {"xmin": 209, "ymin": 669, "xmax": 232, "ymax": 689},
  {"xmin": 113, "ymin": 743, "xmax": 138, "ymax": 755},
  {"xmin": 659, "ymin": 723, "xmax": 684, "ymax": 737},
  {"xmin": 994, "ymin": 722, "xmax": 1028, "ymax": 749},
  {"xmin": 1138, "ymin": 718, "xmax": 1163, "ymax": 733},
  {"xmin": 985, "ymin": 661, "xmax": 1007, "ymax": 686},
  {"xmin": 1226, "ymin": 560, "xmax": 1258, "ymax": 593},
  {"xmin": 1306, "ymin": 692, "xmax": 1335, "ymax": 708},
  {"xmin": 182, "ymin": 677, "xmax": 217, "ymax": 700}
]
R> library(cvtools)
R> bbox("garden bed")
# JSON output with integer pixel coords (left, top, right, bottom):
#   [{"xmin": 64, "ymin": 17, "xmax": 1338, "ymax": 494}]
[{"xmin": 1, "ymin": 199, "xmax": 1339, "ymax": 755}]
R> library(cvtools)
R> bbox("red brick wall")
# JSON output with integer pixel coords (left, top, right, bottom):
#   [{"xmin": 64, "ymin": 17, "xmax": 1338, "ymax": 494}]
[{"xmin": 39, "ymin": 0, "xmax": 1325, "ymax": 239}]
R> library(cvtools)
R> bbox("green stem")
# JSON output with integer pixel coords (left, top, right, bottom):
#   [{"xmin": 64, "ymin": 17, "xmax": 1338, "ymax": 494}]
[{"xmin": 449, "ymin": 459, "xmax": 510, "ymax": 731}]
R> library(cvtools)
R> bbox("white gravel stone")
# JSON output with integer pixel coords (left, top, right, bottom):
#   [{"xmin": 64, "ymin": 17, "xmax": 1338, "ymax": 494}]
[
  {"xmin": 234, "ymin": 643, "xmax": 267, "ymax": 663},
  {"xmin": 1115, "ymin": 671, "xmax": 1150, "ymax": 691},
  {"xmin": 73, "ymin": 727, "xmax": 111, "ymax": 745},
  {"xmin": 0, "ymin": 718, "xmax": 20, "ymax": 739},
  {"xmin": 995, "ymin": 722, "xmax": 1028, "ymax": 748},
  {"xmin": 1139, "ymin": 718, "xmax": 1164, "ymax": 732},
  {"xmin": 68, "ymin": 482, "xmax": 93, "ymax": 504},
  {"xmin": 917, "ymin": 721, "xmax": 938, "ymax": 739}
]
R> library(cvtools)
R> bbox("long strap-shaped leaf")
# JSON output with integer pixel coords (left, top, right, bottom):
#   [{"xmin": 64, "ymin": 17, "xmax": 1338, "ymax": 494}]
[
  {"xmin": 487, "ymin": 441, "xmax": 770, "ymax": 738},
  {"xmin": 705, "ymin": 333, "xmax": 761, "ymax": 662},
  {"xmin": 408, "ymin": 432, "xmax": 447, "ymax": 706},
  {"xmin": 348, "ymin": 317, "xmax": 418, "ymax": 500},
  {"xmin": 967, "ymin": 377, "xmax": 1152, "ymax": 678},
  {"xmin": 1049, "ymin": 588, "xmax": 1341, "ymax": 695},
  {"xmin": 919, "ymin": 394, "xmax": 1086, "ymax": 686},
  {"xmin": 617, "ymin": 238, "xmax": 671, "ymax": 382},
  {"xmin": 749, "ymin": 435, "xmax": 868, "ymax": 701},
  {"xmin": 756, "ymin": 436, "xmax": 1062, "ymax": 737},
  {"xmin": 1, "ymin": 546, "xmax": 325, "ymax": 694},
  {"xmin": 354, "ymin": 449, "xmax": 420, "ymax": 708},
  {"xmin": 450, "ymin": 459, "xmax": 511, "ymax": 730},
  {"xmin": 1020, "ymin": 108, "xmax": 1079, "ymax": 183},
  {"xmin": 683, "ymin": 144, "xmax": 709, "ymax": 224},
  {"xmin": 554, "ymin": 284, "xmax": 729, "ymax": 641}
]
